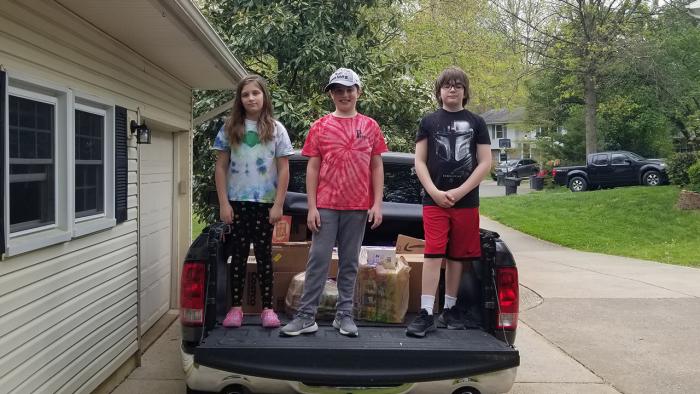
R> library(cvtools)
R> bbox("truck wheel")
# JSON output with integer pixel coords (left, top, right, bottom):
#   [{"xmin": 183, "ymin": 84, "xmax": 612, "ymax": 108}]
[
  {"xmin": 452, "ymin": 387, "xmax": 481, "ymax": 394},
  {"xmin": 643, "ymin": 170, "xmax": 661, "ymax": 186},
  {"xmin": 222, "ymin": 385, "xmax": 250, "ymax": 394},
  {"xmin": 569, "ymin": 176, "xmax": 587, "ymax": 192}
]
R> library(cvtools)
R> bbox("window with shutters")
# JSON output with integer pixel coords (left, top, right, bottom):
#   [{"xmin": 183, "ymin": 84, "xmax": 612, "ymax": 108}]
[
  {"xmin": 2, "ymin": 72, "xmax": 117, "ymax": 256},
  {"xmin": 72, "ymin": 96, "xmax": 116, "ymax": 238}
]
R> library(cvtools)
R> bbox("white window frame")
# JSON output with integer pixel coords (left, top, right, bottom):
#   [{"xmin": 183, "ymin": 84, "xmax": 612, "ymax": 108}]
[
  {"xmin": 2, "ymin": 72, "xmax": 118, "ymax": 256},
  {"xmin": 495, "ymin": 125, "xmax": 506, "ymax": 139},
  {"xmin": 4, "ymin": 74, "xmax": 72, "ymax": 256},
  {"xmin": 73, "ymin": 96, "xmax": 115, "ymax": 238}
]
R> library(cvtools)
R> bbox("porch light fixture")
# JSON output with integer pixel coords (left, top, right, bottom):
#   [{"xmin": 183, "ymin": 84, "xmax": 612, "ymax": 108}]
[{"xmin": 130, "ymin": 120, "xmax": 152, "ymax": 144}]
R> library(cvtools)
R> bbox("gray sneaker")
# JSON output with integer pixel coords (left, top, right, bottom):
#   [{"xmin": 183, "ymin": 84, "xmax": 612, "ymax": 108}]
[
  {"xmin": 332, "ymin": 311, "xmax": 359, "ymax": 337},
  {"xmin": 279, "ymin": 313, "xmax": 318, "ymax": 336}
]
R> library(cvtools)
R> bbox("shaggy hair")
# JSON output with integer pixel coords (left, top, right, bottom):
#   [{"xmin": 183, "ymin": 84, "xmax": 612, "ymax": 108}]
[{"xmin": 434, "ymin": 66, "xmax": 470, "ymax": 107}]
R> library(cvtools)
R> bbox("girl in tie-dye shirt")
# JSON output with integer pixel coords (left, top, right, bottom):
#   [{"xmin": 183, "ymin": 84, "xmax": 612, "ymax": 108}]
[{"xmin": 213, "ymin": 75, "xmax": 294, "ymax": 329}]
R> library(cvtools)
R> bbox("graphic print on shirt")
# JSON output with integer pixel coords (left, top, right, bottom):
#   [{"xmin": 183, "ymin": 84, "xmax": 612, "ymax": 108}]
[
  {"xmin": 213, "ymin": 121, "xmax": 286, "ymax": 203},
  {"xmin": 433, "ymin": 120, "xmax": 475, "ymax": 189}
]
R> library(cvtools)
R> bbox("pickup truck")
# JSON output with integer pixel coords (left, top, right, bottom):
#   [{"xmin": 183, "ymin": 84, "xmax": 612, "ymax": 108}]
[
  {"xmin": 552, "ymin": 150, "xmax": 668, "ymax": 192},
  {"xmin": 180, "ymin": 152, "xmax": 520, "ymax": 394}
]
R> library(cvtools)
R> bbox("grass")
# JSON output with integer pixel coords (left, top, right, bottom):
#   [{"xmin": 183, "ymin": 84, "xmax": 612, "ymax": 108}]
[
  {"xmin": 480, "ymin": 185, "xmax": 700, "ymax": 267},
  {"xmin": 192, "ymin": 215, "xmax": 207, "ymax": 240}
]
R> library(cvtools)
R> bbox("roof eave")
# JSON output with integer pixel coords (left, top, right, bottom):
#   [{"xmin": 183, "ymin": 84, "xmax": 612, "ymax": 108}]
[{"xmin": 167, "ymin": 0, "xmax": 247, "ymax": 85}]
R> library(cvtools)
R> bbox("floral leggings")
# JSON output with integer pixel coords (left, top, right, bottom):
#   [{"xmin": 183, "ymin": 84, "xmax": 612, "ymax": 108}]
[{"xmin": 225, "ymin": 201, "xmax": 274, "ymax": 309}]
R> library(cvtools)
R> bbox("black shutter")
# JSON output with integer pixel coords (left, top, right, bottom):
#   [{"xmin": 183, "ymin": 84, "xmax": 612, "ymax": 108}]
[
  {"xmin": 115, "ymin": 106, "xmax": 128, "ymax": 223},
  {"xmin": 0, "ymin": 71, "xmax": 6, "ymax": 251}
]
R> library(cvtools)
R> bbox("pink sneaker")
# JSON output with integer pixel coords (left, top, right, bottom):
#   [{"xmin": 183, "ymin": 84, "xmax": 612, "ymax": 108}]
[
  {"xmin": 261, "ymin": 308, "xmax": 281, "ymax": 328},
  {"xmin": 223, "ymin": 307, "xmax": 243, "ymax": 328}
]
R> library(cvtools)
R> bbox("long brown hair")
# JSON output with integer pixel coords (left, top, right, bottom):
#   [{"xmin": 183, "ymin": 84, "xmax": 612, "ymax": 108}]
[
  {"xmin": 434, "ymin": 66, "xmax": 470, "ymax": 107},
  {"xmin": 224, "ymin": 75, "xmax": 275, "ymax": 147}
]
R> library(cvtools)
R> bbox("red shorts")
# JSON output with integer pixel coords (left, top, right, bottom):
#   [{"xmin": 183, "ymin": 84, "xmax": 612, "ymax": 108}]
[{"xmin": 423, "ymin": 206, "xmax": 481, "ymax": 260}]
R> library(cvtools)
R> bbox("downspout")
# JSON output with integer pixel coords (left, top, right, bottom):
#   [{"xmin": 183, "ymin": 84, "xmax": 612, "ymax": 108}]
[{"xmin": 135, "ymin": 107, "xmax": 143, "ymax": 367}]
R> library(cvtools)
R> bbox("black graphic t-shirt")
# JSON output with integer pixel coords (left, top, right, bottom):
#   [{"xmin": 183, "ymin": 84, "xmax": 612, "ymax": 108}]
[{"xmin": 416, "ymin": 108, "xmax": 491, "ymax": 208}]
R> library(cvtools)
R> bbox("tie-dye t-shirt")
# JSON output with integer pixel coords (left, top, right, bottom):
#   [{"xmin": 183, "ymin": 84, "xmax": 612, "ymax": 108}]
[
  {"xmin": 213, "ymin": 119, "xmax": 294, "ymax": 203},
  {"xmin": 301, "ymin": 113, "xmax": 388, "ymax": 210}
]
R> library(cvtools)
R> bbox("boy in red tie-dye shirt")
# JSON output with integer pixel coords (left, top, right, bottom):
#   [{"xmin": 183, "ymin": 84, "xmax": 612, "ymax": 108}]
[{"xmin": 281, "ymin": 68, "xmax": 388, "ymax": 337}]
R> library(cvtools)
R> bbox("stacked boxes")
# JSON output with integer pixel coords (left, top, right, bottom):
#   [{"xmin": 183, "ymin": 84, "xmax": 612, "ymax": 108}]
[{"xmin": 354, "ymin": 246, "xmax": 410, "ymax": 323}]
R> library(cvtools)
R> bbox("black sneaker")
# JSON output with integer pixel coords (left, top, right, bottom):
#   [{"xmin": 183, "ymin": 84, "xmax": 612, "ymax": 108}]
[
  {"xmin": 438, "ymin": 306, "xmax": 466, "ymax": 330},
  {"xmin": 406, "ymin": 309, "xmax": 437, "ymax": 337}
]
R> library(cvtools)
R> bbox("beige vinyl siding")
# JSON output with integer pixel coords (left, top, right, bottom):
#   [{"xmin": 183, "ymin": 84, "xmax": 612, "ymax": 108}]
[
  {"xmin": 0, "ymin": 0, "xmax": 192, "ymax": 129},
  {"xmin": 0, "ymin": 0, "xmax": 193, "ymax": 392}
]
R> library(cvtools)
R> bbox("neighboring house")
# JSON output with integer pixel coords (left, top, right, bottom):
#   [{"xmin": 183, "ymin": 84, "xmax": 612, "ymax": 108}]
[
  {"xmin": 0, "ymin": 0, "xmax": 245, "ymax": 392},
  {"xmin": 480, "ymin": 107, "xmax": 538, "ymax": 162},
  {"xmin": 688, "ymin": 0, "xmax": 700, "ymax": 19}
]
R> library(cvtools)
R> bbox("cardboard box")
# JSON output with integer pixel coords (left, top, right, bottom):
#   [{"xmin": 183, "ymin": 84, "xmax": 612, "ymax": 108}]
[
  {"xmin": 395, "ymin": 234, "xmax": 425, "ymax": 255},
  {"xmin": 272, "ymin": 216, "xmax": 292, "ymax": 244},
  {"xmin": 271, "ymin": 242, "xmax": 311, "ymax": 273},
  {"xmin": 273, "ymin": 271, "xmax": 298, "ymax": 312},
  {"xmin": 238, "ymin": 242, "xmax": 310, "ymax": 314},
  {"xmin": 399, "ymin": 254, "xmax": 441, "ymax": 313},
  {"xmin": 241, "ymin": 258, "xmax": 262, "ymax": 313},
  {"xmin": 240, "ymin": 244, "xmax": 338, "ymax": 313},
  {"xmin": 355, "ymin": 259, "xmax": 410, "ymax": 323}
]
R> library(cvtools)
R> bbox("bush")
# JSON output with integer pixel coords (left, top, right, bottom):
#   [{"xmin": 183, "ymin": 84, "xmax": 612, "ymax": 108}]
[
  {"xmin": 667, "ymin": 152, "xmax": 699, "ymax": 186},
  {"xmin": 687, "ymin": 161, "xmax": 700, "ymax": 193}
]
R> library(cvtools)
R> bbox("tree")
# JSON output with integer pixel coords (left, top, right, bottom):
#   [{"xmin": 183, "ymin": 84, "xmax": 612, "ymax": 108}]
[
  {"xmin": 525, "ymin": 0, "xmax": 698, "ymax": 162},
  {"xmin": 494, "ymin": 0, "xmax": 651, "ymax": 156},
  {"xmin": 399, "ymin": 0, "xmax": 530, "ymax": 111},
  {"xmin": 192, "ymin": 0, "xmax": 432, "ymax": 222},
  {"xmin": 641, "ymin": 0, "xmax": 700, "ymax": 150}
]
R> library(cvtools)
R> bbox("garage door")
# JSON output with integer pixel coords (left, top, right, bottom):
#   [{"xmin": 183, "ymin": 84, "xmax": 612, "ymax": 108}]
[{"xmin": 138, "ymin": 130, "xmax": 173, "ymax": 333}]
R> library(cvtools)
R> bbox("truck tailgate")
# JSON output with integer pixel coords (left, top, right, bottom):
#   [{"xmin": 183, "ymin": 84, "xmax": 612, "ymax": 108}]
[{"xmin": 195, "ymin": 325, "xmax": 519, "ymax": 386}]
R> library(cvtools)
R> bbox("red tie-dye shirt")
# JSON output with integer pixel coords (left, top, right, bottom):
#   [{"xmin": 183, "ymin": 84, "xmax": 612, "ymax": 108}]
[{"xmin": 302, "ymin": 113, "xmax": 388, "ymax": 210}]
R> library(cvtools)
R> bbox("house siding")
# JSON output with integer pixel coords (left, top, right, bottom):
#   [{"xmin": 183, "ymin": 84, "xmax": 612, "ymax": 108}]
[{"xmin": 0, "ymin": 0, "xmax": 192, "ymax": 392}]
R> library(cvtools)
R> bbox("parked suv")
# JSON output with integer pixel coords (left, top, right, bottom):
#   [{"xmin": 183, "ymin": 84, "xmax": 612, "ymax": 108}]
[
  {"xmin": 180, "ymin": 152, "xmax": 520, "ymax": 394},
  {"xmin": 492, "ymin": 158, "xmax": 539, "ymax": 180}
]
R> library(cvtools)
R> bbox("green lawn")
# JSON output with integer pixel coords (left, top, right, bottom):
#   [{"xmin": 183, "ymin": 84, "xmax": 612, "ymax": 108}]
[
  {"xmin": 192, "ymin": 215, "xmax": 207, "ymax": 240},
  {"xmin": 480, "ymin": 186, "xmax": 700, "ymax": 267}
]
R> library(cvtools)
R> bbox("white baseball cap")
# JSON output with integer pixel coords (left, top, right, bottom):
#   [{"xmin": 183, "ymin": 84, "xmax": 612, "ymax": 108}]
[{"xmin": 324, "ymin": 68, "xmax": 362, "ymax": 91}]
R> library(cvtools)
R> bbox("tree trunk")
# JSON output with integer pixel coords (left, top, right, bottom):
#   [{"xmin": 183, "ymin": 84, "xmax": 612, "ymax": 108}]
[{"xmin": 584, "ymin": 73, "xmax": 598, "ymax": 156}]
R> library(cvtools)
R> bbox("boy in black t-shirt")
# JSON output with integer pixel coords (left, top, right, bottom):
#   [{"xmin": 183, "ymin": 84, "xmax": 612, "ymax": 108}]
[{"xmin": 406, "ymin": 67, "xmax": 492, "ymax": 337}]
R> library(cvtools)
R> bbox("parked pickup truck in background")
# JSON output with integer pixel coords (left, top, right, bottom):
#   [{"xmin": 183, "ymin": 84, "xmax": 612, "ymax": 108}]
[
  {"xmin": 552, "ymin": 151, "xmax": 668, "ymax": 192},
  {"xmin": 181, "ymin": 152, "xmax": 521, "ymax": 394}
]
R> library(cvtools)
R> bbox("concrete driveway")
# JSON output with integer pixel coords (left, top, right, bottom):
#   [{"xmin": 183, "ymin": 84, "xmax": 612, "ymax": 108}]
[
  {"xmin": 482, "ymin": 216, "xmax": 700, "ymax": 394},
  {"xmin": 111, "ymin": 217, "xmax": 700, "ymax": 394}
]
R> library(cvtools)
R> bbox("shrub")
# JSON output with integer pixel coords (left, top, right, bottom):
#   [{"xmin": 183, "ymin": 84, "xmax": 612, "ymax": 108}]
[
  {"xmin": 687, "ymin": 161, "xmax": 700, "ymax": 193},
  {"xmin": 667, "ymin": 152, "xmax": 699, "ymax": 186}
]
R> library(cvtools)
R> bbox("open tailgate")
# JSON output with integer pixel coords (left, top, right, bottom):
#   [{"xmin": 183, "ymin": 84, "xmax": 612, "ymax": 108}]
[{"xmin": 195, "ymin": 325, "xmax": 519, "ymax": 386}]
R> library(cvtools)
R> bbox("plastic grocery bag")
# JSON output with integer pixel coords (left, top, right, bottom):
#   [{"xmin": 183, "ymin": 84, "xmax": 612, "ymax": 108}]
[{"xmin": 285, "ymin": 272, "xmax": 338, "ymax": 320}]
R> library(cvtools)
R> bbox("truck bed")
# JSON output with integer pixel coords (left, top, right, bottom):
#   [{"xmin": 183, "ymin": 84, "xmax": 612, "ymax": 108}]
[{"xmin": 194, "ymin": 317, "xmax": 519, "ymax": 386}]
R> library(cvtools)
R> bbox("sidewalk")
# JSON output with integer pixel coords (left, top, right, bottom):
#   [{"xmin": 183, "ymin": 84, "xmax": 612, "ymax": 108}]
[{"xmin": 480, "ymin": 179, "xmax": 533, "ymax": 197}]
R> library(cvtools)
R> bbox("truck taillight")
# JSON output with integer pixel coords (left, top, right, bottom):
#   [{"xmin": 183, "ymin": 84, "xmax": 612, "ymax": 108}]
[
  {"xmin": 496, "ymin": 267, "xmax": 519, "ymax": 330},
  {"xmin": 180, "ymin": 261, "xmax": 206, "ymax": 326}
]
